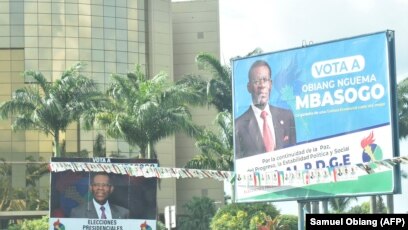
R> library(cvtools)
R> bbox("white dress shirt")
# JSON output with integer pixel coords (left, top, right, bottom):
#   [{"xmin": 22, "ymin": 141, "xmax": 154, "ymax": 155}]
[{"xmin": 93, "ymin": 199, "xmax": 113, "ymax": 219}]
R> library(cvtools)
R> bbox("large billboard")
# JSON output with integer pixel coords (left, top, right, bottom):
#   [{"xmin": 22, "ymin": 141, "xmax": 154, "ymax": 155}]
[
  {"xmin": 49, "ymin": 157, "xmax": 157, "ymax": 230},
  {"xmin": 233, "ymin": 31, "xmax": 400, "ymax": 202}
]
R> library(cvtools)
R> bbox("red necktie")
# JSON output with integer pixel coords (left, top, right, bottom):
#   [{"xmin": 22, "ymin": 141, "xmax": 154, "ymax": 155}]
[
  {"xmin": 100, "ymin": 206, "xmax": 107, "ymax": 219},
  {"xmin": 261, "ymin": 111, "xmax": 275, "ymax": 152}
]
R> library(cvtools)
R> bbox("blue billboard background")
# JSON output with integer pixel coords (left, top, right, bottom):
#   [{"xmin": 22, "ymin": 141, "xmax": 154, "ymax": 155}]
[{"xmin": 233, "ymin": 32, "xmax": 390, "ymax": 143}]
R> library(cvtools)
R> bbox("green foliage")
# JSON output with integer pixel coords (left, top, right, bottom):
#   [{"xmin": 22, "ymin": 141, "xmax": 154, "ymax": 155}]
[
  {"xmin": 345, "ymin": 196, "xmax": 388, "ymax": 214},
  {"xmin": 25, "ymin": 156, "xmax": 49, "ymax": 187},
  {"xmin": 210, "ymin": 203, "xmax": 279, "ymax": 230},
  {"xmin": 328, "ymin": 197, "xmax": 357, "ymax": 213},
  {"xmin": 93, "ymin": 133, "xmax": 106, "ymax": 157},
  {"xmin": 0, "ymin": 63, "xmax": 106, "ymax": 156},
  {"xmin": 156, "ymin": 220, "xmax": 166, "ymax": 230},
  {"xmin": 397, "ymin": 77, "xmax": 408, "ymax": 139},
  {"xmin": 183, "ymin": 51, "xmax": 267, "ymax": 204},
  {"xmin": 276, "ymin": 214, "xmax": 298, "ymax": 230},
  {"xmin": 0, "ymin": 158, "xmax": 48, "ymax": 211},
  {"xmin": 96, "ymin": 65, "xmax": 204, "ymax": 158},
  {"xmin": 8, "ymin": 215, "xmax": 48, "ymax": 230},
  {"xmin": 374, "ymin": 196, "xmax": 388, "ymax": 213},
  {"xmin": 181, "ymin": 54, "xmax": 235, "ymax": 203},
  {"xmin": 348, "ymin": 201, "xmax": 370, "ymax": 214},
  {"xmin": 177, "ymin": 53, "xmax": 232, "ymax": 113},
  {"xmin": 178, "ymin": 196, "xmax": 217, "ymax": 230},
  {"xmin": 15, "ymin": 187, "xmax": 49, "ymax": 211},
  {"xmin": 185, "ymin": 111, "xmax": 233, "ymax": 171}
]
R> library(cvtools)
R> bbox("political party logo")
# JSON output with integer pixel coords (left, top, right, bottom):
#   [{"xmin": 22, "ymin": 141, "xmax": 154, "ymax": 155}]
[
  {"xmin": 361, "ymin": 131, "xmax": 383, "ymax": 169},
  {"xmin": 53, "ymin": 219, "xmax": 65, "ymax": 230},
  {"xmin": 140, "ymin": 221, "xmax": 152, "ymax": 230}
]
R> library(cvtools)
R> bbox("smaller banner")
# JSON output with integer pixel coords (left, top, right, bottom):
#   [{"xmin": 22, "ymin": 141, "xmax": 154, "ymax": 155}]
[{"xmin": 49, "ymin": 157, "xmax": 158, "ymax": 230}]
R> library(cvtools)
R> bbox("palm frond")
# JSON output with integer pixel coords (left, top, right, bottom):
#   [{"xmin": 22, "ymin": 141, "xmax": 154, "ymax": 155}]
[
  {"xmin": 1, "ymin": 63, "xmax": 106, "ymax": 156},
  {"xmin": 97, "ymin": 65, "xmax": 202, "ymax": 158}
]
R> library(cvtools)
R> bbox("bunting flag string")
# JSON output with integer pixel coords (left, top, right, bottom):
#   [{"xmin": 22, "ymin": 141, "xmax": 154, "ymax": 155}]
[
  {"xmin": 48, "ymin": 161, "xmax": 233, "ymax": 182},
  {"xmin": 236, "ymin": 155, "xmax": 408, "ymax": 188},
  {"xmin": 5, "ymin": 155, "xmax": 408, "ymax": 185}
]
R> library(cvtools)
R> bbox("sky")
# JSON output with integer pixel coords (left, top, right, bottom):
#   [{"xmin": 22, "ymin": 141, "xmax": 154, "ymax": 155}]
[
  {"xmin": 219, "ymin": 0, "xmax": 408, "ymax": 80},
  {"xmin": 219, "ymin": 0, "xmax": 408, "ymax": 214}
]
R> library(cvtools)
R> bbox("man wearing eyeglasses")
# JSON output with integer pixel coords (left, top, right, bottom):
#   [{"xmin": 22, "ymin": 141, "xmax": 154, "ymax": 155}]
[
  {"xmin": 235, "ymin": 60, "xmax": 297, "ymax": 159},
  {"xmin": 70, "ymin": 172, "xmax": 129, "ymax": 219}
]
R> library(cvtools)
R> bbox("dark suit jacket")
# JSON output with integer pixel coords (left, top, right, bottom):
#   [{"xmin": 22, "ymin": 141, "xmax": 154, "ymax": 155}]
[
  {"xmin": 70, "ymin": 201, "xmax": 129, "ymax": 219},
  {"xmin": 235, "ymin": 105, "xmax": 296, "ymax": 159}
]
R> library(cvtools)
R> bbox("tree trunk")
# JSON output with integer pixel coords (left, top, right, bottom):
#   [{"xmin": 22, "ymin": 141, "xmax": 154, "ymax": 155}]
[
  {"xmin": 147, "ymin": 142, "xmax": 151, "ymax": 159},
  {"xmin": 54, "ymin": 130, "xmax": 61, "ymax": 157},
  {"xmin": 137, "ymin": 144, "xmax": 145, "ymax": 158},
  {"xmin": 147, "ymin": 142, "xmax": 155, "ymax": 159}
]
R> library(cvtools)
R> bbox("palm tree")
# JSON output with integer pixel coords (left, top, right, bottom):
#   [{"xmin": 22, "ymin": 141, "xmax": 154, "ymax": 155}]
[
  {"xmin": 0, "ymin": 159, "xmax": 12, "ymax": 211},
  {"xmin": 383, "ymin": 77, "xmax": 408, "ymax": 213},
  {"xmin": 24, "ymin": 156, "xmax": 50, "ymax": 210},
  {"xmin": 181, "ymin": 54, "xmax": 235, "ymax": 203},
  {"xmin": 182, "ymin": 52, "xmax": 262, "ymax": 203},
  {"xmin": 185, "ymin": 111, "xmax": 233, "ymax": 171},
  {"xmin": 182, "ymin": 50, "xmax": 263, "ymax": 203},
  {"xmin": 93, "ymin": 133, "xmax": 106, "ymax": 157},
  {"xmin": 0, "ymin": 63, "xmax": 106, "ymax": 157},
  {"xmin": 348, "ymin": 196, "xmax": 387, "ymax": 214},
  {"xmin": 0, "ymin": 158, "xmax": 48, "ymax": 211},
  {"xmin": 25, "ymin": 156, "xmax": 49, "ymax": 187},
  {"xmin": 177, "ymin": 53, "xmax": 232, "ymax": 113},
  {"xmin": 328, "ymin": 197, "xmax": 357, "ymax": 213},
  {"xmin": 178, "ymin": 196, "xmax": 216, "ymax": 230},
  {"xmin": 181, "ymin": 53, "xmax": 234, "ymax": 170},
  {"xmin": 397, "ymin": 77, "xmax": 408, "ymax": 138},
  {"xmin": 95, "ymin": 65, "xmax": 205, "ymax": 159}
]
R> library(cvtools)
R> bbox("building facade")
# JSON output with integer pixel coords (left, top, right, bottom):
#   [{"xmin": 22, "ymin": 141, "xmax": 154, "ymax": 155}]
[{"xmin": 0, "ymin": 0, "xmax": 223, "ymax": 221}]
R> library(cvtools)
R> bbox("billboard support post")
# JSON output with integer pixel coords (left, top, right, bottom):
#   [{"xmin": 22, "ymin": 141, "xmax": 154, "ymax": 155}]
[
  {"xmin": 164, "ymin": 205, "xmax": 176, "ymax": 230},
  {"xmin": 322, "ymin": 199, "xmax": 329, "ymax": 213},
  {"xmin": 297, "ymin": 201, "xmax": 305, "ymax": 230},
  {"xmin": 370, "ymin": 196, "xmax": 377, "ymax": 213},
  {"xmin": 387, "ymin": 194, "xmax": 394, "ymax": 213}
]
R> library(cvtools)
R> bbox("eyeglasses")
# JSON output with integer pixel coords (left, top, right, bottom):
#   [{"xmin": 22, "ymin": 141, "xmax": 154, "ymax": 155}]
[
  {"xmin": 251, "ymin": 77, "xmax": 271, "ymax": 86},
  {"xmin": 92, "ymin": 183, "xmax": 112, "ymax": 188}
]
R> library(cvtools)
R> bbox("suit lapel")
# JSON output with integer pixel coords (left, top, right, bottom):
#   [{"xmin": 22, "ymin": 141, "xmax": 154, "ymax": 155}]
[
  {"xmin": 244, "ymin": 108, "xmax": 265, "ymax": 153},
  {"xmin": 110, "ymin": 204, "xmax": 119, "ymax": 219},
  {"xmin": 86, "ymin": 202, "xmax": 99, "ymax": 218}
]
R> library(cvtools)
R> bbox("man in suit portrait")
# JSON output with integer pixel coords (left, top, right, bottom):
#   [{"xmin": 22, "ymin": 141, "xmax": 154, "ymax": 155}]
[
  {"xmin": 70, "ymin": 172, "xmax": 129, "ymax": 219},
  {"xmin": 235, "ymin": 60, "xmax": 296, "ymax": 159}
]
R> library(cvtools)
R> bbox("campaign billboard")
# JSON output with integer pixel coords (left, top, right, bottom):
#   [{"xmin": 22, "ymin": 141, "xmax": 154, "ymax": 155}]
[
  {"xmin": 233, "ymin": 31, "xmax": 400, "ymax": 202},
  {"xmin": 49, "ymin": 157, "xmax": 157, "ymax": 230}
]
